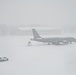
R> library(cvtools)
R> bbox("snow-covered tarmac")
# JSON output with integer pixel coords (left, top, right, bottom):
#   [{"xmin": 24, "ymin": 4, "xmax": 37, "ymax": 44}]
[{"xmin": 0, "ymin": 36, "xmax": 76, "ymax": 75}]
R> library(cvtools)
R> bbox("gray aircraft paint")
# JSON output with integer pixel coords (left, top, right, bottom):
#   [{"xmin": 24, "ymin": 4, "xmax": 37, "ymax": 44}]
[{"xmin": 31, "ymin": 29, "xmax": 76, "ymax": 45}]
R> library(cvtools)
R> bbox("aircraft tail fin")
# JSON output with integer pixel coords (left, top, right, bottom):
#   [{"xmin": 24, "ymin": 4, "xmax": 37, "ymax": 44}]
[{"xmin": 32, "ymin": 29, "xmax": 41, "ymax": 39}]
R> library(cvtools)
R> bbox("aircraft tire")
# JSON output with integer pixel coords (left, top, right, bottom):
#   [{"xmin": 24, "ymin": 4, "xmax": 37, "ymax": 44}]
[{"xmin": 48, "ymin": 43, "xmax": 50, "ymax": 45}]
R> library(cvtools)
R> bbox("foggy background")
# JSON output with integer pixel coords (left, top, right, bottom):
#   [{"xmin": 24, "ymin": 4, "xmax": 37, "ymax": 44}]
[{"xmin": 0, "ymin": 0, "xmax": 76, "ymax": 36}]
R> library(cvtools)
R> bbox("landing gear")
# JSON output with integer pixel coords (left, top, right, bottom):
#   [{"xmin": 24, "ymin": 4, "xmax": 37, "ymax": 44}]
[
  {"xmin": 48, "ymin": 43, "xmax": 50, "ymax": 45},
  {"xmin": 69, "ymin": 42, "xmax": 72, "ymax": 44}
]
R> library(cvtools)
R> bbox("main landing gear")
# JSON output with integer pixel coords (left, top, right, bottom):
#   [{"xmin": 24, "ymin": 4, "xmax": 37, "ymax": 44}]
[{"xmin": 48, "ymin": 43, "xmax": 50, "ymax": 45}]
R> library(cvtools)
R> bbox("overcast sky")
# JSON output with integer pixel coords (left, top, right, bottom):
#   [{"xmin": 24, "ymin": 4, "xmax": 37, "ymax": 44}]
[{"xmin": 0, "ymin": 0, "xmax": 76, "ymax": 27}]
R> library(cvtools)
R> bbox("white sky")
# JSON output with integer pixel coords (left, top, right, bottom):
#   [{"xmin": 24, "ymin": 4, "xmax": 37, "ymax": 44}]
[{"xmin": 0, "ymin": 0, "xmax": 76, "ymax": 27}]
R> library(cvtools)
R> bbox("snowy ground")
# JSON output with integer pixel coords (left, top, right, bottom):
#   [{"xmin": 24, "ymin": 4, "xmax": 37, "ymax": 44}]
[{"xmin": 0, "ymin": 36, "xmax": 76, "ymax": 75}]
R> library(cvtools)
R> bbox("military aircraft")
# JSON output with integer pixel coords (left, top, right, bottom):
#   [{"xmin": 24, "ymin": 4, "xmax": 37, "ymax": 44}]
[{"xmin": 31, "ymin": 29, "xmax": 76, "ymax": 45}]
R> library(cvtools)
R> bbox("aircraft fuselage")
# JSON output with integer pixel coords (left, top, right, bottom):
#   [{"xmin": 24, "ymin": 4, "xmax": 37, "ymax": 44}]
[
  {"xmin": 32, "ymin": 37, "xmax": 76, "ymax": 45},
  {"xmin": 31, "ymin": 29, "xmax": 76, "ymax": 45}
]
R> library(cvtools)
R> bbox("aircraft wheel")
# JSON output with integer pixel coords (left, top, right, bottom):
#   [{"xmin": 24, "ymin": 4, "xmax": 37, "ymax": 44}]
[
  {"xmin": 48, "ymin": 43, "xmax": 50, "ymax": 45},
  {"xmin": 69, "ymin": 42, "xmax": 72, "ymax": 44}
]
